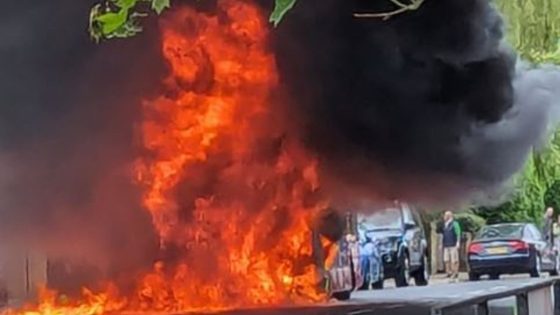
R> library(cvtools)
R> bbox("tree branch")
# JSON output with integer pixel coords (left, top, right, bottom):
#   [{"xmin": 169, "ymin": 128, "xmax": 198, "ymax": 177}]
[{"xmin": 353, "ymin": 0, "xmax": 425, "ymax": 20}]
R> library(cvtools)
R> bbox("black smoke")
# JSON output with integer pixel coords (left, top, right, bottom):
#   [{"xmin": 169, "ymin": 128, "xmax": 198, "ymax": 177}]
[
  {"xmin": 269, "ymin": 0, "xmax": 560, "ymax": 208},
  {"xmin": 0, "ymin": 0, "xmax": 162, "ymax": 288}
]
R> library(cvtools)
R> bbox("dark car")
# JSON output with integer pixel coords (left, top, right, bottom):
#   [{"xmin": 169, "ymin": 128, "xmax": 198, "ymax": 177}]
[
  {"xmin": 467, "ymin": 223, "xmax": 559, "ymax": 280},
  {"xmin": 356, "ymin": 202, "xmax": 429, "ymax": 288}
]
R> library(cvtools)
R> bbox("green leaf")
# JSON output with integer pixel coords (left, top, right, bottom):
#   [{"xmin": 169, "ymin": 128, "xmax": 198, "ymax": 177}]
[
  {"xmin": 269, "ymin": 0, "xmax": 297, "ymax": 27},
  {"xmin": 115, "ymin": 0, "xmax": 138, "ymax": 9},
  {"xmin": 106, "ymin": 12, "xmax": 146, "ymax": 39},
  {"xmin": 95, "ymin": 9, "xmax": 129, "ymax": 35},
  {"xmin": 152, "ymin": 0, "xmax": 171, "ymax": 14}
]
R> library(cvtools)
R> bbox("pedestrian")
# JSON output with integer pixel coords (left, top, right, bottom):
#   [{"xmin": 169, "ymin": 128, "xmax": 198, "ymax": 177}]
[
  {"xmin": 553, "ymin": 215, "xmax": 560, "ymax": 251},
  {"xmin": 543, "ymin": 207, "xmax": 555, "ymax": 246},
  {"xmin": 442, "ymin": 211, "xmax": 461, "ymax": 281}
]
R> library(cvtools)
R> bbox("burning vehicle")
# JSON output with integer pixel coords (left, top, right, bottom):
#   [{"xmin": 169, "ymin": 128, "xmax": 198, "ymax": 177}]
[
  {"xmin": 2, "ymin": 2, "xmax": 360, "ymax": 313},
  {"xmin": 1, "ymin": 0, "xmax": 560, "ymax": 313}
]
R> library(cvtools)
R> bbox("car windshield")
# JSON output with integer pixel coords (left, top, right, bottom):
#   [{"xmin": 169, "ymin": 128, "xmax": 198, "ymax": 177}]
[
  {"xmin": 475, "ymin": 224, "xmax": 524, "ymax": 240},
  {"xmin": 358, "ymin": 208, "xmax": 402, "ymax": 231}
]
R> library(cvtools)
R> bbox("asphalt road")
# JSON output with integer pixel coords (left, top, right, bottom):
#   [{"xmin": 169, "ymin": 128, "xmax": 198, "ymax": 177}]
[
  {"xmin": 352, "ymin": 276, "xmax": 543, "ymax": 305},
  {"xmin": 135, "ymin": 276, "xmax": 557, "ymax": 315}
]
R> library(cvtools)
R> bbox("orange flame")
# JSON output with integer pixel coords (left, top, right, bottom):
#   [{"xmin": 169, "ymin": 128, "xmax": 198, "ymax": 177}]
[{"xmin": 4, "ymin": 1, "xmax": 330, "ymax": 314}]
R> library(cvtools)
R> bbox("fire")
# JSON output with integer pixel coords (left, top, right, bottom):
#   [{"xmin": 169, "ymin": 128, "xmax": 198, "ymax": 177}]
[
  {"xmin": 133, "ymin": 0, "xmax": 329, "ymax": 308},
  {"xmin": 3, "ymin": 1, "xmax": 332, "ymax": 314}
]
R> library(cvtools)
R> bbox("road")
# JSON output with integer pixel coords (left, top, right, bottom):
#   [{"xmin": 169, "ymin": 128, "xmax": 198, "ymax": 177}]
[
  {"xmin": 133, "ymin": 276, "xmax": 557, "ymax": 315},
  {"xmin": 353, "ymin": 277, "xmax": 538, "ymax": 306},
  {"xmin": 349, "ymin": 275, "xmax": 559, "ymax": 315}
]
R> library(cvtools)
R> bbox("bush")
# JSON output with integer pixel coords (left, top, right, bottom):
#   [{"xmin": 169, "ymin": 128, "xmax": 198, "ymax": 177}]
[
  {"xmin": 454, "ymin": 211, "xmax": 487, "ymax": 235},
  {"xmin": 433, "ymin": 211, "xmax": 486, "ymax": 235}
]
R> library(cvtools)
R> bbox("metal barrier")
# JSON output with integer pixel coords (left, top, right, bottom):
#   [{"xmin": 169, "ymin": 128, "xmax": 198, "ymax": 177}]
[{"xmin": 429, "ymin": 278, "xmax": 560, "ymax": 315}]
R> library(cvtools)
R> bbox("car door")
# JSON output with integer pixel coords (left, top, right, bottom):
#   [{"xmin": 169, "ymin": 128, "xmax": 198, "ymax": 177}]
[
  {"xmin": 523, "ymin": 224, "xmax": 542, "ymax": 250},
  {"xmin": 401, "ymin": 204, "xmax": 423, "ymax": 267},
  {"xmin": 412, "ymin": 207, "xmax": 428, "ymax": 260},
  {"xmin": 527, "ymin": 224, "xmax": 555, "ymax": 268}
]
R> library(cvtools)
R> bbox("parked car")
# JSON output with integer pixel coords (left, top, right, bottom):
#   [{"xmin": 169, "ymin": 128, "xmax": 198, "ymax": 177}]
[
  {"xmin": 312, "ymin": 210, "xmax": 364, "ymax": 300},
  {"xmin": 356, "ymin": 202, "xmax": 430, "ymax": 288},
  {"xmin": 467, "ymin": 223, "xmax": 559, "ymax": 280}
]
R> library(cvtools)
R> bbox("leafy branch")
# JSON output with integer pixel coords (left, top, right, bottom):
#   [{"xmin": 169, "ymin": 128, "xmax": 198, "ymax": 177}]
[
  {"xmin": 89, "ymin": 0, "xmax": 428, "ymax": 41},
  {"xmin": 89, "ymin": 0, "xmax": 165, "ymax": 41},
  {"xmin": 353, "ymin": 0, "xmax": 425, "ymax": 20},
  {"xmin": 89, "ymin": 0, "xmax": 298, "ymax": 41}
]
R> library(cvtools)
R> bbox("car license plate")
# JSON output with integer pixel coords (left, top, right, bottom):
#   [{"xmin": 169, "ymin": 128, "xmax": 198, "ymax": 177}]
[{"xmin": 487, "ymin": 247, "xmax": 508, "ymax": 255}]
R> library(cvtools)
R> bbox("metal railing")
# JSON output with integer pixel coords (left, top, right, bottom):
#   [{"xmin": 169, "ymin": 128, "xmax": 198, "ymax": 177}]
[{"xmin": 430, "ymin": 277, "xmax": 560, "ymax": 315}]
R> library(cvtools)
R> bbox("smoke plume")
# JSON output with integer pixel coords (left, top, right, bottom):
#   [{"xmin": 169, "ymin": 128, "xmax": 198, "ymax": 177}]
[
  {"xmin": 0, "ymin": 0, "xmax": 162, "ymax": 282},
  {"xmin": 270, "ymin": 0, "xmax": 560, "ymax": 208}
]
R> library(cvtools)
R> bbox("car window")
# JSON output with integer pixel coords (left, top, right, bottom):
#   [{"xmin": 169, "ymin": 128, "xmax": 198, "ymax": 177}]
[
  {"xmin": 402, "ymin": 206, "xmax": 415, "ymax": 225},
  {"xmin": 528, "ymin": 224, "xmax": 543, "ymax": 241},
  {"xmin": 411, "ymin": 207, "xmax": 423, "ymax": 226},
  {"xmin": 357, "ymin": 208, "xmax": 402, "ymax": 231},
  {"xmin": 475, "ymin": 224, "xmax": 524, "ymax": 239},
  {"xmin": 523, "ymin": 226, "xmax": 535, "ymax": 240},
  {"xmin": 416, "ymin": 211, "xmax": 426, "ymax": 235}
]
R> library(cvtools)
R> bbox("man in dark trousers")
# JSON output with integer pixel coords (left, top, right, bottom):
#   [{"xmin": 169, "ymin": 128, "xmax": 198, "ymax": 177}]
[{"xmin": 442, "ymin": 211, "xmax": 461, "ymax": 281}]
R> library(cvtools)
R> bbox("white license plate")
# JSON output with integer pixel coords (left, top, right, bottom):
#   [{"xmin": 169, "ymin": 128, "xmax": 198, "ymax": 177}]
[{"xmin": 487, "ymin": 247, "xmax": 508, "ymax": 254}]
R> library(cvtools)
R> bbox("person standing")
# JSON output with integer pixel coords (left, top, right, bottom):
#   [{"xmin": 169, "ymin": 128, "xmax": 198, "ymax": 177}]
[
  {"xmin": 553, "ymin": 215, "xmax": 560, "ymax": 251},
  {"xmin": 543, "ymin": 207, "xmax": 555, "ymax": 246},
  {"xmin": 442, "ymin": 211, "xmax": 461, "ymax": 280}
]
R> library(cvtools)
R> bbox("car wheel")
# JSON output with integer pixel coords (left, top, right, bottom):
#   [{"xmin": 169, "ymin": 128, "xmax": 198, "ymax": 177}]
[
  {"xmin": 357, "ymin": 281, "xmax": 369, "ymax": 291},
  {"xmin": 395, "ymin": 254, "xmax": 410, "ymax": 287},
  {"xmin": 550, "ymin": 254, "xmax": 560, "ymax": 276},
  {"xmin": 331, "ymin": 257, "xmax": 356, "ymax": 301},
  {"xmin": 530, "ymin": 254, "xmax": 542, "ymax": 278},
  {"xmin": 489, "ymin": 273, "xmax": 500, "ymax": 280},
  {"xmin": 413, "ymin": 255, "xmax": 429, "ymax": 286},
  {"xmin": 371, "ymin": 280, "xmax": 384, "ymax": 290},
  {"xmin": 332, "ymin": 290, "xmax": 351, "ymax": 301},
  {"xmin": 358, "ymin": 269, "xmax": 369, "ymax": 291},
  {"xmin": 468, "ymin": 272, "xmax": 480, "ymax": 281}
]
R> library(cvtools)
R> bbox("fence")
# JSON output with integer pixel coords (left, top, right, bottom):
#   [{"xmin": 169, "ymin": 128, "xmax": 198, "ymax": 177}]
[
  {"xmin": 430, "ymin": 278, "xmax": 559, "ymax": 315},
  {"xmin": 0, "ymin": 246, "xmax": 47, "ymax": 305}
]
